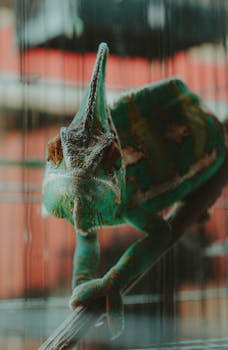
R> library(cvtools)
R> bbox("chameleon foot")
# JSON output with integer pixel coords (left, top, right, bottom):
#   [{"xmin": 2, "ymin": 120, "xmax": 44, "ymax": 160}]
[{"xmin": 69, "ymin": 278, "xmax": 124, "ymax": 339}]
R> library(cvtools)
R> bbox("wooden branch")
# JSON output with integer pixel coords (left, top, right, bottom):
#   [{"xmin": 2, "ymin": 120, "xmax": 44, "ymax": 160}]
[
  {"xmin": 38, "ymin": 302, "xmax": 106, "ymax": 350},
  {"xmin": 38, "ymin": 154, "xmax": 228, "ymax": 350}
]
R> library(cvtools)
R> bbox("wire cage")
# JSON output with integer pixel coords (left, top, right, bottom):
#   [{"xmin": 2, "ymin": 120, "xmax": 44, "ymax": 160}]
[{"xmin": 0, "ymin": 1, "xmax": 227, "ymax": 349}]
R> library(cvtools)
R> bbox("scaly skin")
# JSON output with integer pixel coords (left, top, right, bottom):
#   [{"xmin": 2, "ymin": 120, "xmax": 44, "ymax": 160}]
[{"xmin": 42, "ymin": 43, "xmax": 227, "ymax": 339}]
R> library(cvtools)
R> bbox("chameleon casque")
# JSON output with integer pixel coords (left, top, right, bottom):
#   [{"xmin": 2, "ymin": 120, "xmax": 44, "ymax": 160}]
[{"xmin": 43, "ymin": 43, "xmax": 228, "ymax": 339}]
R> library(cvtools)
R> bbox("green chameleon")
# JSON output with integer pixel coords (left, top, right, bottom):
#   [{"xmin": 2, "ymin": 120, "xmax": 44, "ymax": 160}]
[{"xmin": 42, "ymin": 43, "xmax": 228, "ymax": 339}]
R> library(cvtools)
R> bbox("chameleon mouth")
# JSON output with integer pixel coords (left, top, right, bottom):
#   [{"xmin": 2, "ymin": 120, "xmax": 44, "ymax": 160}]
[
  {"xmin": 43, "ymin": 167, "xmax": 88, "ymax": 185},
  {"xmin": 43, "ymin": 163, "xmax": 106, "ymax": 190}
]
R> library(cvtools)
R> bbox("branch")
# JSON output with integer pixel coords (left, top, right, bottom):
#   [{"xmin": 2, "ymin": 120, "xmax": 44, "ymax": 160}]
[
  {"xmin": 38, "ymin": 302, "xmax": 105, "ymax": 350},
  {"xmin": 38, "ymin": 154, "xmax": 228, "ymax": 350}
]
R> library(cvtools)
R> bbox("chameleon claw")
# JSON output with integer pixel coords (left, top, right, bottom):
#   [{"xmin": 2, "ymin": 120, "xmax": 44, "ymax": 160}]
[
  {"xmin": 69, "ymin": 278, "xmax": 124, "ymax": 339},
  {"xmin": 106, "ymin": 291, "xmax": 124, "ymax": 340},
  {"xmin": 69, "ymin": 278, "xmax": 106, "ymax": 310}
]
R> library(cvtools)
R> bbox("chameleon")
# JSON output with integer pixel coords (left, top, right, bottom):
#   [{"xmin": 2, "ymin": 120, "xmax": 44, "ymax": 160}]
[{"xmin": 42, "ymin": 42, "xmax": 228, "ymax": 339}]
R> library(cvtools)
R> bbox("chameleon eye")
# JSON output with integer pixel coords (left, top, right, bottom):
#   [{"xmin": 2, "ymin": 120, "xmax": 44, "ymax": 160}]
[
  {"xmin": 102, "ymin": 141, "xmax": 122, "ymax": 171},
  {"xmin": 47, "ymin": 134, "xmax": 63, "ymax": 165}
]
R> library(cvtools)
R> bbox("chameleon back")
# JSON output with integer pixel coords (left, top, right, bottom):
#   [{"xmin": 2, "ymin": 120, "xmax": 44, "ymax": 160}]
[{"xmin": 111, "ymin": 79, "xmax": 226, "ymax": 212}]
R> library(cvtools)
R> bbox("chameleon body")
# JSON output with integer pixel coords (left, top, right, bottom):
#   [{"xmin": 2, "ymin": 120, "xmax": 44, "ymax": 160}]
[{"xmin": 42, "ymin": 43, "xmax": 227, "ymax": 339}]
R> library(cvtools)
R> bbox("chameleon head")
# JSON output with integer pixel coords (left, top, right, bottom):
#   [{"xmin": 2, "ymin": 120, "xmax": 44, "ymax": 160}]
[{"xmin": 42, "ymin": 43, "xmax": 125, "ymax": 233}]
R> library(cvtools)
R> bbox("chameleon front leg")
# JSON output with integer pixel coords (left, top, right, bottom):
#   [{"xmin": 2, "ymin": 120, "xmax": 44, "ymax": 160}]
[
  {"xmin": 70, "ymin": 204, "xmax": 172, "ymax": 338},
  {"xmin": 104, "ymin": 206, "xmax": 172, "ymax": 291},
  {"xmin": 72, "ymin": 229, "xmax": 100, "ymax": 288}
]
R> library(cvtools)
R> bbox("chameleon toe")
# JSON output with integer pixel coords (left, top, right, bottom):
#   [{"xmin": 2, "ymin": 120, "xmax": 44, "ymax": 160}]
[
  {"xmin": 69, "ymin": 278, "xmax": 106, "ymax": 310},
  {"xmin": 106, "ymin": 291, "xmax": 124, "ymax": 340}
]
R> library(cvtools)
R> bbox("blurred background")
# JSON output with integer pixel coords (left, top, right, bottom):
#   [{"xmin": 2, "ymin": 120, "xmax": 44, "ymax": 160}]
[{"xmin": 0, "ymin": 0, "xmax": 227, "ymax": 349}]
